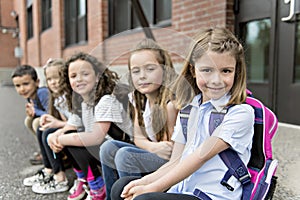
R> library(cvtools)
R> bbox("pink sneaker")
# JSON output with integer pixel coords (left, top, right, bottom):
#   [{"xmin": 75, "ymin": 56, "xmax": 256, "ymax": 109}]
[
  {"xmin": 86, "ymin": 185, "xmax": 106, "ymax": 200},
  {"xmin": 68, "ymin": 179, "xmax": 87, "ymax": 200}
]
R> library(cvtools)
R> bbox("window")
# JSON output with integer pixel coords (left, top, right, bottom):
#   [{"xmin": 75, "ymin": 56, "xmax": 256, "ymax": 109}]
[
  {"xmin": 108, "ymin": 0, "xmax": 172, "ymax": 36},
  {"xmin": 27, "ymin": 3, "xmax": 33, "ymax": 39},
  {"xmin": 294, "ymin": 22, "xmax": 300, "ymax": 83},
  {"xmin": 41, "ymin": 0, "xmax": 52, "ymax": 31},
  {"xmin": 64, "ymin": 0, "xmax": 87, "ymax": 46},
  {"xmin": 241, "ymin": 19, "xmax": 271, "ymax": 83}
]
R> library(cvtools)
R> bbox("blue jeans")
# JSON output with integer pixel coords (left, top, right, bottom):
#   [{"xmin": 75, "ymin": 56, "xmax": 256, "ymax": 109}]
[{"xmin": 99, "ymin": 140, "xmax": 168, "ymax": 200}]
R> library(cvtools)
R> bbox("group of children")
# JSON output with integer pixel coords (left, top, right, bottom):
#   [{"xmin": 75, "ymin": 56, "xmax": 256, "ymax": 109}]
[{"xmin": 11, "ymin": 27, "xmax": 255, "ymax": 200}]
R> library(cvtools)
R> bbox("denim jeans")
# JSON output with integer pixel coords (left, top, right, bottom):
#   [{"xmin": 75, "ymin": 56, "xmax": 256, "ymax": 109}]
[{"xmin": 99, "ymin": 140, "xmax": 168, "ymax": 200}]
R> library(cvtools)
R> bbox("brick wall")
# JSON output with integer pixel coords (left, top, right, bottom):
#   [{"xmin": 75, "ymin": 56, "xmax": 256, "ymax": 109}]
[
  {"xmin": 0, "ymin": 0, "xmax": 19, "ymax": 68},
  {"xmin": 12, "ymin": 0, "xmax": 235, "ymax": 69}
]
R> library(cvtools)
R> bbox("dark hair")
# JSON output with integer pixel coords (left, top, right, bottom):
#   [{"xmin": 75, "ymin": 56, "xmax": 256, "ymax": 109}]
[{"xmin": 11, "ymin": 65, "xmax": 38, "ymax": 81}]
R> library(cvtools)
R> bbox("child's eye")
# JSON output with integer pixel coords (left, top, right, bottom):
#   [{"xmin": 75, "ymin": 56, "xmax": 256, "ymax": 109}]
[
  {"xmin": 146, "ymin": 64, "xmax": 159, "ymax": 71},
  {"xmin": 223, "ymin": 69, "xmax": 233, "ymax": 74},
  {"xmin": 131, "ymin": 68, "xmax": 140, "ymax": 74},
  {"xmin": 199, "ymin": 68, "xmax": 212, "ymax": 73},
  {"xmin": 69, "ymin": 74, "xmax": 76, "ymax": 79},
  {"xmin": 146, "ymin": 68, "xmax": 154, "ymax": 72}
]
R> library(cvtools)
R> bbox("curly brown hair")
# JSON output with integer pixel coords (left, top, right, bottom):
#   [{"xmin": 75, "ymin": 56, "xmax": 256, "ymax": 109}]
[{"xmin": 65, "ymin": 52, "xmax": 119, "ymax": 114}]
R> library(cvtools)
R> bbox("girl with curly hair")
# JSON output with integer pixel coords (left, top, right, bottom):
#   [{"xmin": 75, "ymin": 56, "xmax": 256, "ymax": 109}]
[{"xmin": 47, "ymin": 52, "xmax": 132, "ymax": 200}]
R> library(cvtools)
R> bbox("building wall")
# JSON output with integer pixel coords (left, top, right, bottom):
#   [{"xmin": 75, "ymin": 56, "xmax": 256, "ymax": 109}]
[
  {"xmin": 12, "ymin": 0, "xmax": 234, "ymax": 68},
  {"xmin": 0, "ymin": 0, "xmax": 19, "ymax": 68}
]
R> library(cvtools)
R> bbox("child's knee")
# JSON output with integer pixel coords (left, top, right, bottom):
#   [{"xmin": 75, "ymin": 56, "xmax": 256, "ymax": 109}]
[
  {"xmin": 32, "ymin": 117, "xmax": 40, "ymax": 133},
  {"xmin": 99, "ymin": 140, "xmax": 118, "ymax": 163},
  {"xmin": 114, "ymin": 147, "xmax": 134, "ymax": 168},
  {"xmin": 24, "ymin": 116, "xmax": 36, "ymax": 135}
]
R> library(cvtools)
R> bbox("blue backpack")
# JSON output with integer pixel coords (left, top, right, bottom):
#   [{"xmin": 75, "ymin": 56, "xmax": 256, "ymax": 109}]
[{"xmin": 179, "ymin": 91, "xmax": 278, "ymax": 200}]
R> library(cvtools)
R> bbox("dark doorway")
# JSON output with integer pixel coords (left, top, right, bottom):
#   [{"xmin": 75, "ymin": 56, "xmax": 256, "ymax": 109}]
[{"xmin": 235, "ymin": 0, "xmax": 300, "ymax": 125}]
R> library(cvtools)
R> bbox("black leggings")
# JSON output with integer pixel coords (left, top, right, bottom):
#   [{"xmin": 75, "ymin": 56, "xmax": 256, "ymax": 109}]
[
  {"xmin": 65, "ymin": 143, "xmax": 101, "ymax": 179},
  {"xmin": 36, "ymin": 127, "xmax": 81, "ymax": 173},
  {"xmin": 111, "ymin": 176, "xmax": 200, "ymax": 200},
  {"xmin": 36, "ymin": 127, "xmax": 65, "ymax": 173}
]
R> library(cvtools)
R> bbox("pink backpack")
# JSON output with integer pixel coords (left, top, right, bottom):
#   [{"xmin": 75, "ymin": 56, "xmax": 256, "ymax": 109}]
[{"xmin": 180, "ymin": 90, "xmax": 278, "ymax": 199}]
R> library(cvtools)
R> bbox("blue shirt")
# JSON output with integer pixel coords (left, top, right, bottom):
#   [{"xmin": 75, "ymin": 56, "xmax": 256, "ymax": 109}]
[
  {"xmin": 29, "ymin": 87, "xmax": 49, "ymax": 117},
  {"xmin": 168, "ymin": 94, "xmax": 254, "ymax": 200}
]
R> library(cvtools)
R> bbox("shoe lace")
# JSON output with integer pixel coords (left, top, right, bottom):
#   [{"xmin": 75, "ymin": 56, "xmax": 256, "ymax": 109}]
[
  {"xmin": 73, "ymin": 178, "xmax": 86, "ymax": 194},
  {"xmin": 34, "ymin": 169, "xmax": 50, "ymax": 183},
  {"xmin": 89, "ymin": 187, "xmax": 105, "ymax": 200},
  {"xmin": 42, "ymin": 175, "xmax": 56, "ymax": 186}
]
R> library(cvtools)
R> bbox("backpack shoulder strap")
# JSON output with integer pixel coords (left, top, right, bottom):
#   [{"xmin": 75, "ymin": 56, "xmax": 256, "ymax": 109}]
[
  {"xmin": 179, "ymin": 105, "xmax": 193, "ymax": 141},
  {"xmin": 209, "ymin": 105, "xmax": 252, "ymax": 198},
  {"xmin": 209, "ymin": 107, "xmax": 228, "ymax": 135}
]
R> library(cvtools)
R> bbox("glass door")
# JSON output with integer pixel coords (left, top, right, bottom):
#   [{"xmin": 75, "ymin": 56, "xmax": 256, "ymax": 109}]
[
  {"xmin": 235, "ymin": 0, "xmax": 277, "ymax": 108},
  {"xmin": 276, "ymin": 0, "xmax": 300, "ymax": 124},
  {"xmin": 236, "ymin": 0, "xmax": 300, "ymax": 125}
]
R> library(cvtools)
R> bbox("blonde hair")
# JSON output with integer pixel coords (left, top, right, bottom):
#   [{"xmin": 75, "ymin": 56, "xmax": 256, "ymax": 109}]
[
  {"xmin": 173, "ymin": 27, "xmax": 247, "ymax": 109},
  {"xmin": 128, "ymin": 38, "xmax": 177, "ymax": 141},
  {"xmin": 44, "ymin": 58, "xmax": 71, "ymax": 119}
]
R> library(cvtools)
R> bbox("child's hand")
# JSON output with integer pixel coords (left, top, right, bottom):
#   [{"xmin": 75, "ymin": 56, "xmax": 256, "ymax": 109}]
[
  {"xmin": 39, "ymin": 114, "xmax": 59, "ymax": 130},
  {"xmin": 47, "ymin": 130, "xmax": 64, "ymax": 153},
  {"xmin": 25, "ymin": 101, "xmax": 35, "ymax": 117},
  {"xmin": 121, "ymin": 180, "xmax": 154, "ymax": 200},
  {"xmin": 152, "ymin": 141, "xmax": 173, "ymax": 160}
]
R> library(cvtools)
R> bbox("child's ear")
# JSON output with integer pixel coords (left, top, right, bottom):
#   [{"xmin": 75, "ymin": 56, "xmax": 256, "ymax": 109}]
[{"xmin": 35, "ymin": 79, "xmax": 40, "ymax": 87}]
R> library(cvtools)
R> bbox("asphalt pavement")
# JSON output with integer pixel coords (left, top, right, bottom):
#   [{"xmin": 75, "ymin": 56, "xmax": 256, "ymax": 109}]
[
  {"xmin": 0, "ymin": 85, "xmax": 299, "ymax": 200},
  {"xmin": 0, "ymin": 86, "xmax": 74, "ymax": 199}
]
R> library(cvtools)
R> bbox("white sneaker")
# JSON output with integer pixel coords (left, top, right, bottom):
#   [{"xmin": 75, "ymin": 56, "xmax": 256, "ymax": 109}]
[
  {"xmin": 23, "ymin": 169, "xmax": 52, "ymax": 187},
  {"xmin": 68, "ymin": 179, "xmax": 87, "ymax": 200},
  {"xmin": 69, "ymin": 179, "xmax": 78, "ymax": 194},
  {"xmin": 32, "ymin": 177, "xmax": 69, "ymax": 194}
]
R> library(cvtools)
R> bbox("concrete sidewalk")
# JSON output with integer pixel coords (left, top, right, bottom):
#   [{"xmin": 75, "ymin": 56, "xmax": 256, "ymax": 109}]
[{"xmin": 272, "ymin": 123, "xmax": 300, "ymax": 200}]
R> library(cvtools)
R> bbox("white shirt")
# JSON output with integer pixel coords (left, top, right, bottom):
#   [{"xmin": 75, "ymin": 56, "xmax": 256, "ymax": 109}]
[
  {"xmin": 54, "ymin": 94, "xmax": 72, "ymax": 120},
  {"xmin": 129, "ymin": 93, "xmax": 156, "ymax": 142},
  {"xmin": 67, "ymin": 95, "xmax": 132, "ymax": 139},
  {"xmin": 168, "ymin": 94, "xmax": 254, "ymax": 199}
]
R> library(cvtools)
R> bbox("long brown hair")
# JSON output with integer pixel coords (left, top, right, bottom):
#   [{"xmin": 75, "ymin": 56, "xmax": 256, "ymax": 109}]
[
  {"xmin": 128, "ymin": 39, "xmax": 177, "ymax": 141},
  {"xmin": 173, "ymin": 27, "xmax": 247, "ymax": 109}
]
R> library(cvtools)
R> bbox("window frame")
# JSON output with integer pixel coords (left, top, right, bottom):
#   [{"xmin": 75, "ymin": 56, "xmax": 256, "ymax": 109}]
[
  {"xmin": 41, "ymin": 0, "xmax": 52, "ymax": 31},
  {"xmin": 64, "ymin": 0, "xmax": 88, "ymax": 47},
  {"xmin": 27, "ymin": 4, "xmax": 34, "ymax": 39},
  {"xmin": 108, "ymin": 0, "xmax": 171, "ymax": 36}
]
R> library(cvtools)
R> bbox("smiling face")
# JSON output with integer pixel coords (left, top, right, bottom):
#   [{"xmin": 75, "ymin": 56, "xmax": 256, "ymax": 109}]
[
  {"xmin": 194, "ymin": 50, "xmax": 236, "ymax": 102},
  {"xmin": 130, "ymin": 50, "xmax": 164, "ymax": 98},
  {"xmin": 68, "ymin": 60, "xmax": 98, "ymax": 101},
  {"xmin": 45, "ymin": 65, "xmax": 60, "ymax": 94},
  {"xmin": 12, "ymin": 74, "xmax": 39, "ymax": 99}
]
